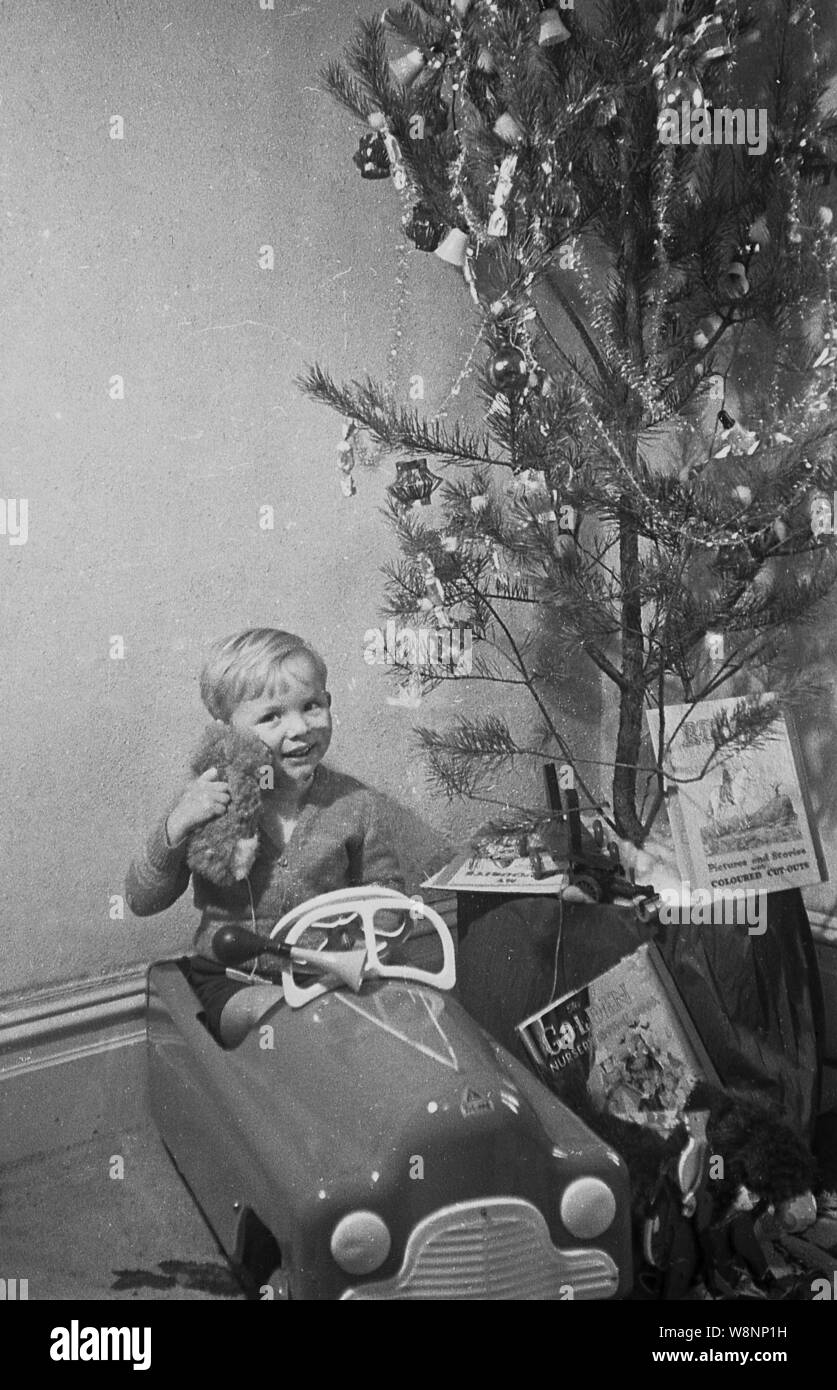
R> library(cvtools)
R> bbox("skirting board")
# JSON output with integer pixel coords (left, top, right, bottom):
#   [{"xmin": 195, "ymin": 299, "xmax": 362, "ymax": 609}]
[{"xmin": 0, "ymin": 968, "xmax": 150, "ymax": 1167}]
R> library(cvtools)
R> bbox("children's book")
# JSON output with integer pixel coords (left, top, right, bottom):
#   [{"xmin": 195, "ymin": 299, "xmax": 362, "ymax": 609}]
[
  {"xmin": 421, "ymin": 817, "xmax": 569, "ymax": 895},
  {"xmin": 516, "ymin": 943, "xmax": 719, "ymax": 1134},
  {"xmin": 646, "ymin": 696, "xmax": 826, "ymax": 897}
]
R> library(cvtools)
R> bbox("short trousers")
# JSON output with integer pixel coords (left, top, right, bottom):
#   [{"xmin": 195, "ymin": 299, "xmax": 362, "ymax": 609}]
[{"xmin": 182, "ymin": 955, "xmax": 252, "ymax": 1042}]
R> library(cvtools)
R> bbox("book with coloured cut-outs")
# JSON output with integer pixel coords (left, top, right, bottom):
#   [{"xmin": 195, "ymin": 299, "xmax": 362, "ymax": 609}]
[{"xmin": 646, "ymin": 696, "xmax": 826, "ymax": 899}]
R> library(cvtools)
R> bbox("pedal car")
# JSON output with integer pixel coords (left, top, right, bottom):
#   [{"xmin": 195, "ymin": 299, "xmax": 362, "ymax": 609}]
[{"xmin": 147, "ymin": 887, "xmax": 632, "ymax": 1300}]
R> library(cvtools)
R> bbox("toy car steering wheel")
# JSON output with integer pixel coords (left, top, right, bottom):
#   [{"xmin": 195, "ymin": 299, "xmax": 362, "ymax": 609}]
[{"xmin": 270, "ymin": 886, "xmax": 456, "ymax": 1008}]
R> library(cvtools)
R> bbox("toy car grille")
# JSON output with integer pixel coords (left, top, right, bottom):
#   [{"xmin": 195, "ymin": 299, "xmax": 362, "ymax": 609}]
[{"xmin": 341, "ymin": 1197, "xmax": 619, "ymax": 1301}]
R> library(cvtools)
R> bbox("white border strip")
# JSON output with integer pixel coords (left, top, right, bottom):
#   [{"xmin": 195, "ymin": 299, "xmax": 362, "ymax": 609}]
[{"xmin": 0, "ymin": 968, "xmax": 148, "ymax": 1056}]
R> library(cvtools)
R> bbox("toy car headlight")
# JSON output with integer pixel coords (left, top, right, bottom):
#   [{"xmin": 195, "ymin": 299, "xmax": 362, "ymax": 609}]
[
  {"xmin": 559, "ymin": 1178, "xmax": 617, "ymax": 1239},
  {"xmin": 330, "ymin": 1210, "xmax": 392, "ymax": 1275}
]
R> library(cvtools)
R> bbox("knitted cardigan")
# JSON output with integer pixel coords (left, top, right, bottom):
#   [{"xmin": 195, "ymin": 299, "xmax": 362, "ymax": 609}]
[{"xmin": 125, "ymin": 762, "xmax": 405, "ymax": 959}]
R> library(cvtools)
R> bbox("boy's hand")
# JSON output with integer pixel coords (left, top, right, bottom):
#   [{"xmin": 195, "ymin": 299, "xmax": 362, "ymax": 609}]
[{"xmin": 166, "ymin": 768, "xmax": 231, "ymax": 847}]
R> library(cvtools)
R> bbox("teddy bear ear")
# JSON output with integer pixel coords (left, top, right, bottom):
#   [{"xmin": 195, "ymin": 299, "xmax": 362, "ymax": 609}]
[{"xmin": 192, "ymin": 720, "xmax": 234, "ymax": 770}]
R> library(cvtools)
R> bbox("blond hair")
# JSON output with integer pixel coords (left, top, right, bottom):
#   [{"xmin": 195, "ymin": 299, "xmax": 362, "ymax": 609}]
[{"xmin": 200, "ymin": 628, "xmax": 328, "ymax": 721}]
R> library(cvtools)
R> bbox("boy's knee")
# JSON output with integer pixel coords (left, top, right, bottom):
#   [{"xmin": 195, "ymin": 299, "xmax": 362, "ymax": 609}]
[{"xmin": 219, "ymin": 985, "xmax": 284, "ymax": 1047}]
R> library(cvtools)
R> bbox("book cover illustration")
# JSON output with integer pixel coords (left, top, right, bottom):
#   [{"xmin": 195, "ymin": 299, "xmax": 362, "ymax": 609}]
[
  {"xmin": 517, "ymin": 944, "xmax": 719, "ymax": 1134},
  {"xmin": 647, "ymin": 696, "xmax": 826, "ymax": 896},
  {"xmin": 422, "ymin": 817, "xmax": 569, "ymax": 895}
]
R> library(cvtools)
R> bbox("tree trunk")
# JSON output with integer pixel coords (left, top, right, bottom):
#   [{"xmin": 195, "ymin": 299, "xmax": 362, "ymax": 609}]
[
  {"xmin": 613, "ymin": 502, "xmax": 646, "ymax": 844},
  {"xmin": 612, "ymin": 130, "xmax": 648, "ymax": 846}
]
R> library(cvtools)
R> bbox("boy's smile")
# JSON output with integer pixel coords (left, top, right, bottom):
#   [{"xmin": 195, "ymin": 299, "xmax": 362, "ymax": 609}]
[{"xmin": 229, "ymin": 654, "xmax": 333, "ymax": 793}]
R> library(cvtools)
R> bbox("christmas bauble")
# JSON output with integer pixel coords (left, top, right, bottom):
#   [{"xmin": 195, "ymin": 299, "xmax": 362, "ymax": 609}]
[
  {"xmin": 353, "ymin": 131, "xmax": 390, "ymax": 179},
  {"xmin": 390, "ymin": 48, "xmax": 425, "ymax": 88},
  {"xmin": 810, "ymin": 492, "xmax": 833, "ymax": 541},
  {"xmin": 387, "ymin": 458, "xmax": 441, "ymax": 508},
  {"xmin": 659, "ymin": 70, "xmax": 704, "ymax": 110},
  {"xmin": 693, "ymin": 313, "xmax": 722, "ymax": 349},
  {"xmin": 554, "ymin": 531, "xmax": 577, "ymax": 566},
  {"xmin": 689, "ymin": 15, "xmax": 731, "ymax": 66},
  {"xmin": 748, "ymin": 215, "xmax": 770, "ymax": 245},
  {"xmin": 434, "ymin": 227, "xmax": 469, "ymax": 265},
  {"xmin": 493, "ymin": 111, "xmax": 525, "ymax": 145},
  {"xmin": 720, "ymin": 260, "xmax": 749, "ymax": 298},
  {"xmin": 538, "ymin": 9, "xmax": 570, "ymax": 46},
  {"xmin": 487, "ymin": 346, "xmax": 529, "ymax": 395},
  {"xmin": 404, "ymin": 202, "xmax": 445, "ymax": 252}
]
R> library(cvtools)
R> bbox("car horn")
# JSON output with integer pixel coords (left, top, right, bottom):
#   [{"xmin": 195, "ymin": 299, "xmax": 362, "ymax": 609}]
[{"xmin": 211, "ymin": 924, "xmax": 368, "ymax": 994}]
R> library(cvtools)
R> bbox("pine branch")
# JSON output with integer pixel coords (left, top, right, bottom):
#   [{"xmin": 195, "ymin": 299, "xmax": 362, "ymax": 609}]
[
  {"xmin": 298, "ymin": 365, "xmax": 503, "ymax": 463},
  {"xmin": 709, "ymin": 697, "xmax": 785, "ymax": 758},
  {"xmin": 381, "ymin": 2, "xmax": 442, "ymax": 50},
  {"xmin": 416, "ymin": 714, "xmax": 518, "ymax": 763},
  {"xmin": 320, "ymin": 61, "xmax": 373, "ymax": 122},
  {"xmin": 348, "ymin": 15, "xmax": 399, "ymax": 113}
]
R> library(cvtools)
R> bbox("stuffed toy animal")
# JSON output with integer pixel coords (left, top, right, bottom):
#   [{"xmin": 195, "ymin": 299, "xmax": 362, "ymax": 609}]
[
  {"xmin": 689, "ymin": 1081, "xmax": 817, "ymax": 1217},
  {"xmin": 559, "ymin": 1073, "xmax": 817, "ymax": 1298},
  {"xmin": 185, "ymin": 722, "xmax": 267, "ymax": 887}
]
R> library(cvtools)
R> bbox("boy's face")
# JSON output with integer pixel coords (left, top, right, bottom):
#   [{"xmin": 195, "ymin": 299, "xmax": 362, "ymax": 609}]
[{"xmin": 230, "ymin": 654, "xmax": 332, "ymax": 790}]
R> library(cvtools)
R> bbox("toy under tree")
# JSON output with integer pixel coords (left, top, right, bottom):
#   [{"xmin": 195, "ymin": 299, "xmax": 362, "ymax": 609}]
[{"xmin": 301, "ymin": 0, "xmax": 837, "ymax": 852}]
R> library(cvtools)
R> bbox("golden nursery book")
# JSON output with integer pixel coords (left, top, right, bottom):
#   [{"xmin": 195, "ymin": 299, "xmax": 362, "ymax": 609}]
[{"xmin": 517, "ymin": 943, "xmax": 720, "ymax": 1135}]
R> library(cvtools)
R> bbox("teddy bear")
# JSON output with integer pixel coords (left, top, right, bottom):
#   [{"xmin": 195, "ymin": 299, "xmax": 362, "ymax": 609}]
[{"xmin": 184, "ymin": 722, "xmax": 267, "ymax": 888}]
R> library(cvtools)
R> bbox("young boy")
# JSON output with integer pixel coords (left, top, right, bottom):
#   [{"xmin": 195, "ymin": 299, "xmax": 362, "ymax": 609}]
[{"xmin": 126, "ymin": 628, "xmax": 405, "ymax": 1046}]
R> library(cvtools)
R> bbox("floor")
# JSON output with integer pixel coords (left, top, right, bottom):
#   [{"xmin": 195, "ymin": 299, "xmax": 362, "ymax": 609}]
[{"xmin": 1, "ymin": 1126, "xmax": 246, "ymax": 1301}]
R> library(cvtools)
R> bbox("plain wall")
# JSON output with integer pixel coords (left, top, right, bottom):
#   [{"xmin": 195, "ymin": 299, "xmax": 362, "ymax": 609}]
[{"xmin": 0, "ymin": 0, "xmax": 568, "ymax": 998}]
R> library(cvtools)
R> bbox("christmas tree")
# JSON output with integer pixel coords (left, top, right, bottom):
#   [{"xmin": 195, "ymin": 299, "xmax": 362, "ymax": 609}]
[{"xmin": 301, "ymin": 0, "xmax": 837, "ymax": 848}]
